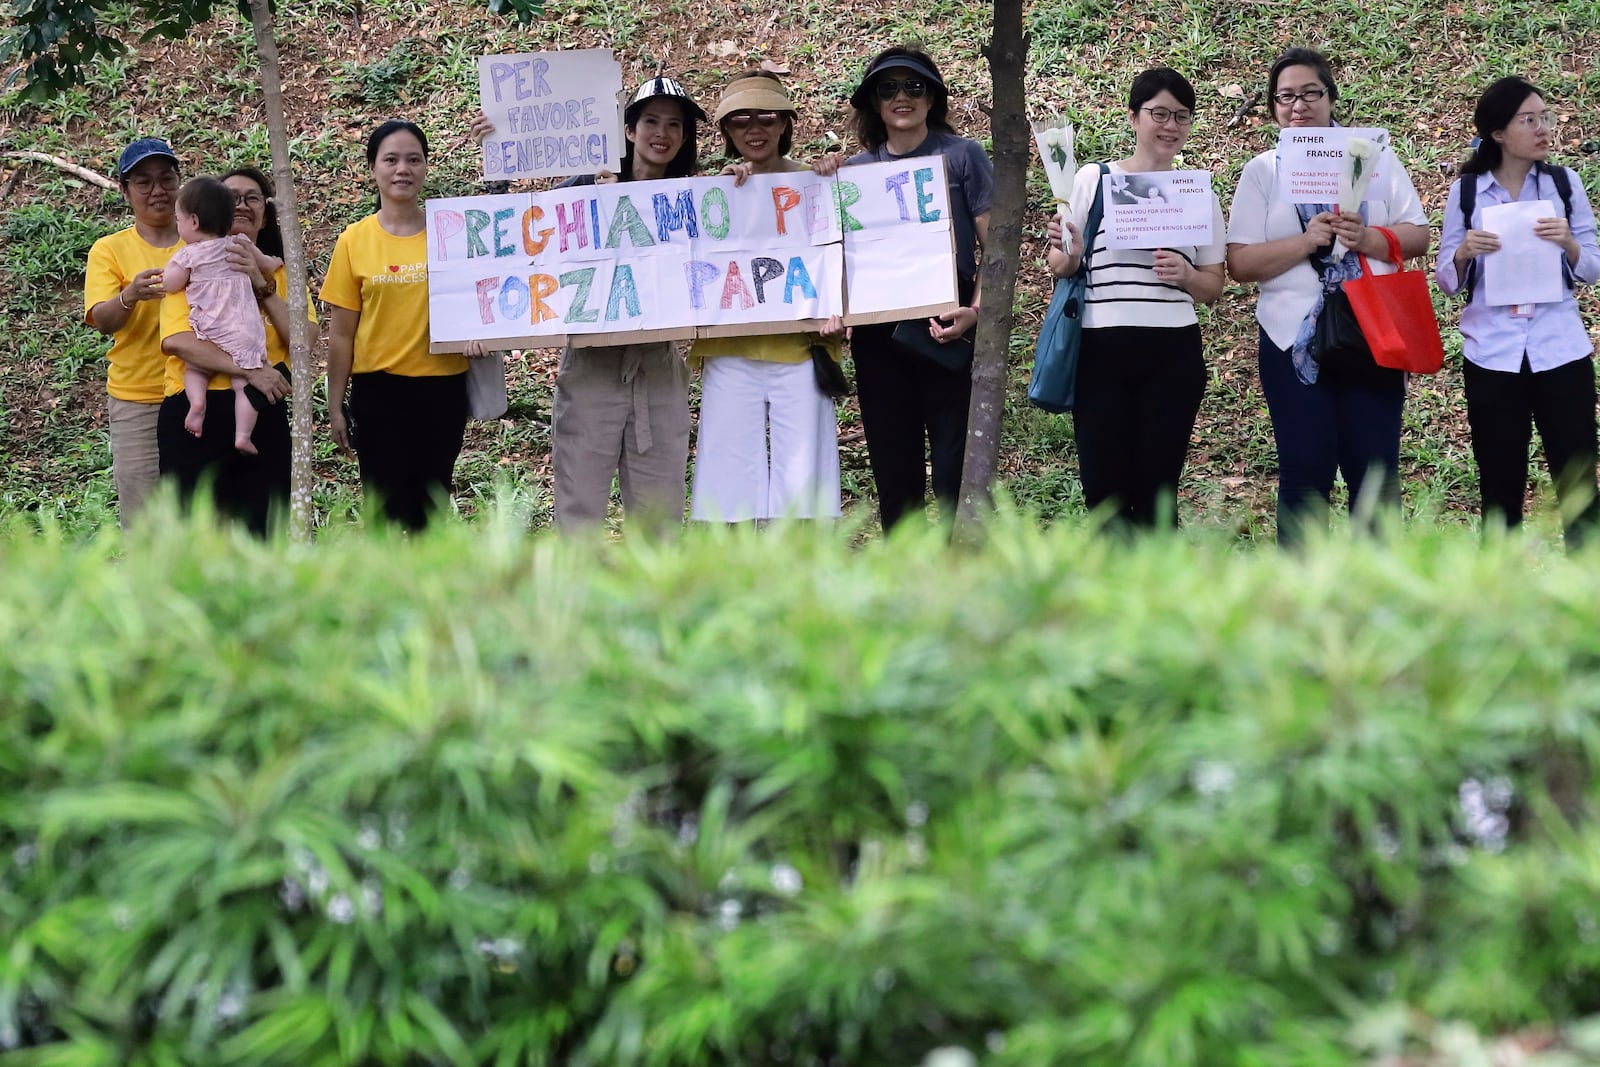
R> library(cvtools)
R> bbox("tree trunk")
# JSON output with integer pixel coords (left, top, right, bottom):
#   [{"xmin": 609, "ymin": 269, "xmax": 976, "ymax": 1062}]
[
  {"xmin": 953, "ymin": 0, "xmax": 1030, "ymax": 545},
  {"xmin": 245, "ymin": 0, "xmax": 316, "ymax": 541}
]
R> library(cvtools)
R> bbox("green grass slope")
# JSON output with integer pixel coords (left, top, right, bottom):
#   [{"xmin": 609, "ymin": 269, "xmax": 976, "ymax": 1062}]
[{"xmin": 2, "ymin": 0, "xmax": 1599, "ymax": 537}]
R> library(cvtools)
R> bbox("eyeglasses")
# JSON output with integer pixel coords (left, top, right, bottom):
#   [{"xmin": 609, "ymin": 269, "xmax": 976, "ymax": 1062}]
[
  {"xmin": 725, "ymin": 111, "xmax": 784, "ymax": 131},
  {"xmin": 232, "ymin": 191, "xmax": 267, "ymax": 207},
  {"xmin": 874, "ymin": 77, "xmax": 928, "ymax": 101},
  {"xmin": 1272, "ymin": 88, "xmax": 1328, "ymax": 106},
  {"xmin": 126, "ymin": 172, "xmax": 179, "ymax": 193},
  {"xmin": 1141, "ymin": 106, "xmax": 1194, "ymax": 126},
  {"xmin": 1511, "ymin": 110, "xmax": 1558, "ymax": 131}
]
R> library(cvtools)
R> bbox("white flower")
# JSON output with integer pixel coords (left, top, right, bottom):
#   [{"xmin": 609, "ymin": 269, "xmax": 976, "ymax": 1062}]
[{"xmin": 1031, "ymin": 116, "xmax": 1076, "ymax": 204}]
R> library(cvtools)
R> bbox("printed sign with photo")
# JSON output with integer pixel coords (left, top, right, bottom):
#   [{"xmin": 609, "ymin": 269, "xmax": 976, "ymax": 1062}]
[{"xmin": 1101, "ymin": 170, "xmax": 1215, "ymax": 249}]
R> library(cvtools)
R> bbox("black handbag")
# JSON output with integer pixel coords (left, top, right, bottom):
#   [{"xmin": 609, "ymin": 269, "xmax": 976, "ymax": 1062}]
[
  {"xmin": 810, "ymin": 344, "xmax": 851, "ymax": 399},
  {"xmin": 1308, "ymin": 284, "xmax": 1401, "ymax": 389},
  {"xmin": 890, "ymin": 317, "xmax": 974, "ymax": 371}
]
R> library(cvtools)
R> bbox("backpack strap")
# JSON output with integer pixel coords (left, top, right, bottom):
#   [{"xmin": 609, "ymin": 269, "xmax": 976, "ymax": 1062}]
[
  {"xmin": 1076, "ymin": 162, "xmax": 1109, "ymax": 279},
  {"xmin": 1460, "ymin": 174, "xmax": 1480, "ymax": 303},
  {"xmin": 1542, "ymin": 162, "xmax": 1576, "ymax": 290}
]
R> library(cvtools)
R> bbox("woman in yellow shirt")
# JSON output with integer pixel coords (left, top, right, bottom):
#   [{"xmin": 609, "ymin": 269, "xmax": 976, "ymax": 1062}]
[
  {"xmin": 83, "ymin": 138, "xmax": 183, "ymax": 527},
  {"xmin": 158, "ymin": 165, "xmax": 305, "ymax": 535},
  {"xmin": 322, "ymin": 120, "xmax": 482, "ymax": 530}
]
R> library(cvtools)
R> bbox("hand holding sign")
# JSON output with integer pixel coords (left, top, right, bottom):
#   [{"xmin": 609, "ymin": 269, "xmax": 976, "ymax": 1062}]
[{"xmin": 478, "ymin": 49, "xmax": 624, "ymax": 181}]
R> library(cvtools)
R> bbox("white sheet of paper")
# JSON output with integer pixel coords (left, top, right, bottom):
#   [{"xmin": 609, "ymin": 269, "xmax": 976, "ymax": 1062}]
[{"xmin": 1481, "ymin": 200, "xmax": 1564, "ymax": 307}]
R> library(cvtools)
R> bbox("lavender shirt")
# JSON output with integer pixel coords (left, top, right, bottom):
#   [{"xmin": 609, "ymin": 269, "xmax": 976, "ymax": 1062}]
[{"xmin": 1436, "ymin": 167, "xmax": 1600, "ymax": 373}]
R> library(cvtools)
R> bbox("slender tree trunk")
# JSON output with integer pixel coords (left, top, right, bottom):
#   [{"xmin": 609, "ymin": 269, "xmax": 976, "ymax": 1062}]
[
  {"xmin": 953, "ymin": 0, "xmax": 1029, "ymax": 545},
  {"xmin": 245, "ymin": 0, "xmax": 316, "ymax": 541}
]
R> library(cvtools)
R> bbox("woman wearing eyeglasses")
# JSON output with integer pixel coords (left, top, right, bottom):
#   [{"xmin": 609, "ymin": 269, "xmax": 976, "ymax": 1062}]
[
  {"xmin": 84, "ymin": 138, "xmax": 185, "ymax": 527},
  {"xmin": 842, "ymin": 45, "xmax": 993, "ymax": 532},
  {"xmin": 1436, "ymin": 76, "xmax": 1600, "ymax": 547},
  {"xmin": 1226, "ymin": 47, "xmax": 1430, "ymax": 545},
  {"xmin": 1045, "ymin": 67, "xmax": 1225, "ymax": 531},
  {"xmin": 689, "ymin": 71, "xmax": 847, "ymax": 523},
  {"xmin": 157, "ymin": 166, "xmax": 308, "ymax": 535}
]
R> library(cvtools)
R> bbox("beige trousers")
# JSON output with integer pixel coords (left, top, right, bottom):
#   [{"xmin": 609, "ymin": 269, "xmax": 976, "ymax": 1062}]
[
  {"xmin": 551, "ymin": 343, "xmax": 690, "ymax": 532},
  {"xmin": 107, "ymin": 396, "xmax": 162, "ymax": 528}
]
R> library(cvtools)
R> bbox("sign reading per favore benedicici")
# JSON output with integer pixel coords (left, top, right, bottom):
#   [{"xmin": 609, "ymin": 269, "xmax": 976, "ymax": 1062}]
[
  {"xmin": 425, "ymin": 158, "xmax": 961, "ymax": 350},
  {"xmin": 478, "ymin": 49, "xmax": 625, "ymax": 182}
]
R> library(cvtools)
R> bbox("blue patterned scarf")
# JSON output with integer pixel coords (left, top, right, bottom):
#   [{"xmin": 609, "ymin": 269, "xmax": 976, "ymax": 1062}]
[{"xmin": 1289, "ymin": 202, "xmax": 1370, "ymax": 385}]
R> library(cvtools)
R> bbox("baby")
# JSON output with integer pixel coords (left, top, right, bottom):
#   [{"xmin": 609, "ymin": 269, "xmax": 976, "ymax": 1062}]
[{"xmin": 164, "ymin": 176, "xmax": 270, "ymax": 454}]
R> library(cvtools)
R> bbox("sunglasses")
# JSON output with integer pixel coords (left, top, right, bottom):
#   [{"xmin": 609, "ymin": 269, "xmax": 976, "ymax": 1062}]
[
  {"xmin": 725, "ymin": 111, "xmax": 784, "ymax": 130},
  {"xmin": 874, "ymin": 77, "xmax": 929, "ymax": 101}
]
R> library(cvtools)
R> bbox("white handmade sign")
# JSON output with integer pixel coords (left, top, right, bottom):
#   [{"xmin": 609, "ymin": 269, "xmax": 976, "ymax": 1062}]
[
  {"xmin": 478, "ymin": 49, "xmax": 624, "ymax": 181},
  {"xmin": 1276, "ymin": 127, "xmax": 1389, "ymax": 204},
  {"xmin": 1101, "ymin": 169, "xmax": 1215, "ymax": 249},
  {"xmin": 426, "ymin": 159, "xmax": 958, "ymax": 349}
]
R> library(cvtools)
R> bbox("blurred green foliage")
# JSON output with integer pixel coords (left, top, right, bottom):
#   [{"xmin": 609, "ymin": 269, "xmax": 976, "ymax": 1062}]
[{"xmin": 1, "ymin": 506, "xmax": 1598, "ymax": 1065}]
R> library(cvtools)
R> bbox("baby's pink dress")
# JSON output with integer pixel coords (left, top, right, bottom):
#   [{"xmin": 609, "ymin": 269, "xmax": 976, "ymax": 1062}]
[{"xmin": 169, "ymin": 240, "xmax": 268, "ymax": 369}]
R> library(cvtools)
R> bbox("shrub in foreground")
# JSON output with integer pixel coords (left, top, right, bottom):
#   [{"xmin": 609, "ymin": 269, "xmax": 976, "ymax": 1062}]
[{"xmin": 1, "ymin": 510, "xmax": 1598, "ymax": 1066}]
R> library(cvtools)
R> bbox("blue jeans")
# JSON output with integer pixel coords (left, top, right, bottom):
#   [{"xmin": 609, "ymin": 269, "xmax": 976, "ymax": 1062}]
[{"xmin": 1257, "ymin": 327, "xmax": 1404, "ymax": 546}]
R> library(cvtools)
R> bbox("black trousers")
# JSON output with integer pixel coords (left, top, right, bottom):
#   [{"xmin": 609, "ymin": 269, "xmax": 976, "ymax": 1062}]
[
  {"xmin": 1463, "ymin": 353, "xmax": 1599, "ymax": 549},
  {"xmin": 1071, "ymin": 324, "xmax": 1207, "ymax": 529},
  {"xmin": 156, "ymin": 364, "xmax": 291, "ymax": 537},
  {"xmin": 349, "ymin": 370, "xmax": 468, "ymax": 531},
  {"xmin": 852, "ymin": 322, "xmax": 972, "ymax": 531}
]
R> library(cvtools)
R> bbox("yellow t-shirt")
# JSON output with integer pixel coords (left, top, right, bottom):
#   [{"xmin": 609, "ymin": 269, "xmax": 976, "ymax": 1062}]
[
  {"xmin": 691, "ymin": 332, "xmax": 840, "ymax": 366},
  {"xmin": 160, "ymin": 266, "xmax": 315, "ymax": 395},
  {"xmin": 83, "ymin": 226, "xmax": 183, "ymax": 403},
  {"xmin": 319, "ymin": 214, "xmax": 465, "ymax": 377}
]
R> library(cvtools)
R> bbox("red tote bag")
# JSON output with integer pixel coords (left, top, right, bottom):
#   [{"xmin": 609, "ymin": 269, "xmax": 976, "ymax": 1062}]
[{"xmin": 1342, "ymin": 226, "xmax": 1445, "ymax": 374}]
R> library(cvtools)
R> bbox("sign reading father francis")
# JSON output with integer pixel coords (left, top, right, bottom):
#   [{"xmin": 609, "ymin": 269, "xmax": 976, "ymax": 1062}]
[
  {"xmin": 426, "ymin": 158, "xmax": 960, "ymax": 350},
  {"xmin": 478, "ymin": 49, "xmax": 624, "ymax": 181}
]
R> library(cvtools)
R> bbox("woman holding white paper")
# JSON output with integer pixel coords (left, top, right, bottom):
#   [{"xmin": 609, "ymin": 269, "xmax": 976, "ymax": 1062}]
[
  {"xmin": 1045, "ymin": 67, "xmax": 1225, "ymax": 530},
  {"xmin": 1436, "ymin": 75, "xmax": 1600, "ymax": 548},
  {"xmin": 842, "ymin": 45, "xmax": 992, "ymax": 532},
  {"xmin": 1226, "ymin": 47, "xmax": 1429, "ymax": 546},
  {"xmin": 688, "ymin": 71, "xmax": 846, "ymax": 523}
]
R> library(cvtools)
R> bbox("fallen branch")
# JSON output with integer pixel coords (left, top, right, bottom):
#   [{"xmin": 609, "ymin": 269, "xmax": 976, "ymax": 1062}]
[{"xmin": 2, "ymin": 151, "xmax": 117, "ymax": 190}]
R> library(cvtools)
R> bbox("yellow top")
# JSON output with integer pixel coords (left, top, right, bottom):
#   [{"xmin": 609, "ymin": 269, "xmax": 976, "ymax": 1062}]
[
  {"xmin": 691, "ymin": 332, "xmax": 840, "ymax": 366},
  {"xmin": 83, "ymin": 226, "xmax": 182, "ymax": 403},
  {"xmin": 319, "ymin": 214, "xmax": 465, "ymax": 377},
  {"xmin": 160, "ymin": 266, "xmax": 314, "ymax": 395}
]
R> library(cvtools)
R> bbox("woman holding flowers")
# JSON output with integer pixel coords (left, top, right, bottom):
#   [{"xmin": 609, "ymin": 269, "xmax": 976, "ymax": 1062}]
[
  {"xmin": 1225, "ymin": 47, "xmax": 1429, "ymax": 545},
  {"xmin": 1044, "ymin": 67, "xmax": 1225, "ymax": 531},
  {"xmin": 1436, "ymin": 76, "xmax": 1600, "ymax": 547}
]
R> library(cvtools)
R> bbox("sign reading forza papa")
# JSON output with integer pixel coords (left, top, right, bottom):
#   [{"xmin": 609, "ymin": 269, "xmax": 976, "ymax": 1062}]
[{"xmin": 425, "ymin": 159, "xmax": 960, "ymax": 350}]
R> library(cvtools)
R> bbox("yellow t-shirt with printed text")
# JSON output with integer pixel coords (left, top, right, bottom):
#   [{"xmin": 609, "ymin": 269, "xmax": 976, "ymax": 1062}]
[
  {"xmin": 83, "ymin": 226, "xmax": 182, "ymax": 403},
  {"xmin": 319, "ymin": 214, "xmax": 465, "ymax": 377},
  {"xmin": 160, "ymin": 266, "xmax": 315, "ymax": 395}
]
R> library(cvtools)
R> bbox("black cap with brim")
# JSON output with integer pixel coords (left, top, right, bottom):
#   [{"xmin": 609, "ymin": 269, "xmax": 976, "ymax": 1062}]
[{"xmin": 849, "ymin": 55, "xmax": 946, "ymax": 110}]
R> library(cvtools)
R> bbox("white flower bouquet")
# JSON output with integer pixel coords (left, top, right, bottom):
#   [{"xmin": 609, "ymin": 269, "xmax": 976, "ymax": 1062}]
[
  {"xmin": 1333, "ymin": 135, "xmax": 1382, "ymax": 260},
  {"xmin": 1032, "ymin": 115, "xmax": 1076, "ymax": 216}
]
